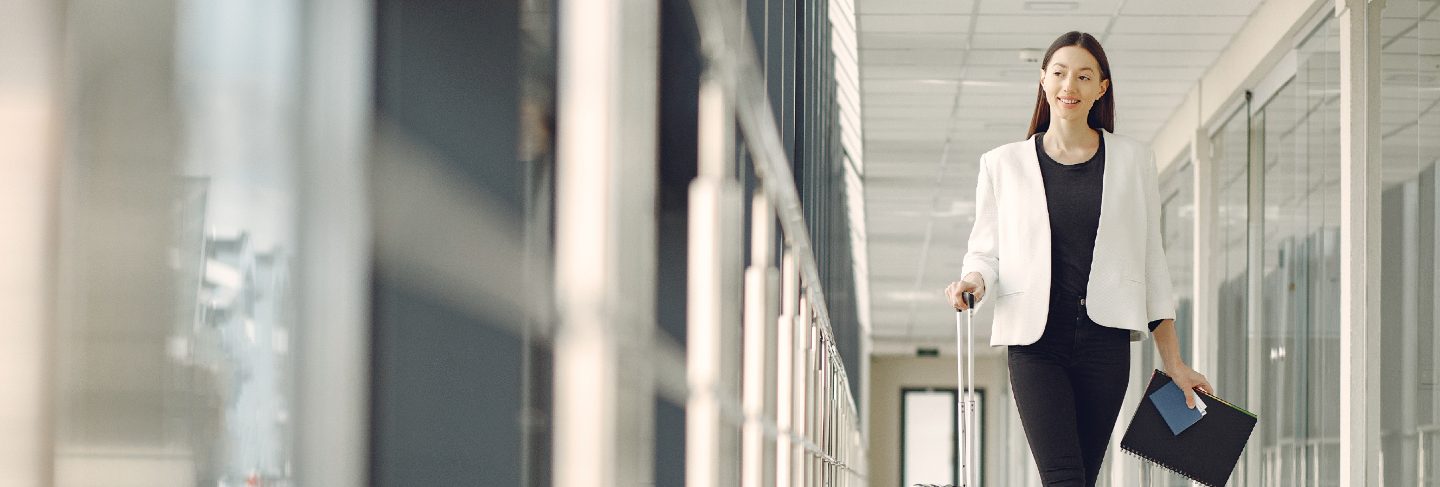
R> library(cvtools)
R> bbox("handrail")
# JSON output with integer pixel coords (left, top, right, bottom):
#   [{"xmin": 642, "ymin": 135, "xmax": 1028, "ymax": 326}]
[
  {"xmin": 685, "ymin": 0, "xmax": 863, "ymax": 429},
  {"xmin": 682, "ymin": 1, "xmax": 867, "ymax": 486}
]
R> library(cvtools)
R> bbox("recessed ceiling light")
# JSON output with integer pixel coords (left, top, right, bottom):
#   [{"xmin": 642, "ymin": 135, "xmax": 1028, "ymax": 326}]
[
  {"xmin": 1024, "ymin": 1, "xmax": 1080, "ymax": 11},
  {"xmin": 960, "ymin": 80, "xmax": 1025, "ymax": 87}
]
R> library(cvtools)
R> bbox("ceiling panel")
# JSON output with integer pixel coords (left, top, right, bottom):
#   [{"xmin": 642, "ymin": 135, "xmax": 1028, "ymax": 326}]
[
  {"xmin": 1103, "ymin": 49, "xmax": 1222, "ymax": 67},
  {"xmin": 1102, "ymin": 33, "xmax": 1234, "ymax": 51},
  {"xmin": 862, "ymin": 32, "xmax": 969, "ymax": 49},
  {"xmin": 865, "ymin": 139, "xmax": 948, "ymax": 151},
  {"xmin": 1112, "ymin": 66, "xmax": 1209, "ymax": 81},
  {"xmin": 863, "ymin": 64, "xmax": 966, "ymax": 80},
  {"xmin": 1119, "ymin": 0, "xmax": 1260, "ymax": 16},
  {"xmin": 969, "ymin": 32, "xmax": 1074, "ymax": 50},
  {"xmin": 860, "ymin": 14, "xmax": 971, "ymax": 33},
  {"xmin": 957, "ymin": 91, "xmax": 1035, "ymax": 106},
  {"xmin": 975, "ymin": 0, "xmax": 1124, "ymax": 15},
  {"xmin": 862, "ymin": 79, "xmax": 962, "ymax": 94},
  {"xmin": 971, "ymin": 14, "xmax": 1111, "ymax": 34},
  {"xmin": 864, "ymin": 102, "xmax": 954, "ymax": 115},
  {"xmin": 857, "ymin": 0, "xmax": 976, "ymax": 15},
  {"xmin": 860, "ymin": 48, "xmax": 968, "ymax": 66},
  {"xmin": 1110, "ymin": 15, "xmax": 1249, "ymax": 35},
  {"xmin": 1107, "ymin": 80, "xmax": 1196, "ymax": 95},
  {"xmin": 865, "ymin": 92, "xmax": 958, "ymax": 106},
  {"xmin": 960, "ymin": 48, "xmax": 1039, "ymax": 65},
  {"xmin": 960, "ymin": 64, "xmax": 1048, "ymax": 81}
]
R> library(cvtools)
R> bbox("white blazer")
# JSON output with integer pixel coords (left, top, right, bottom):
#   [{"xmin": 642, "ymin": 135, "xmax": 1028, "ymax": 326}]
[{"xmin": 961, "ymin": 130, "xmax": 1176, "ymax": 346}]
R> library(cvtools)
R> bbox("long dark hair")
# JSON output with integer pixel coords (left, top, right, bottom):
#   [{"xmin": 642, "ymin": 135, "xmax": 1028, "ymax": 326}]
[{"xmin": 1026, "ymin": 31, "xmax": 1115, "ymax": 139}]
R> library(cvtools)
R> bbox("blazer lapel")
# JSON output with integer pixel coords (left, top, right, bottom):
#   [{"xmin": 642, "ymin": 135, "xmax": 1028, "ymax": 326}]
[
  {"xmin": 1092, "ymin": 130, "xmax": 1121, "ymax": 280},
  {"xmin": 1020, "ymin": 133, "xmax": 1051, "ymax": 249}
]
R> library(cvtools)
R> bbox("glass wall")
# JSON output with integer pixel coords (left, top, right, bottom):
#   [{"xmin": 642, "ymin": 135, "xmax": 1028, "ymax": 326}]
[
  {"xmin": 1252, "ymin": 14, "xmax": 1342, "ymax": 485},
  {"xmin": 1211, "ymin": 104, "xmax": 1251, "ymax": 420},
  {"xmin": 1380, "ymin": 0, "xmax": 1440, "ymax": 484},
  {"xmin": 1162, "ymin": 156, "xmax": 1197, "ymax": 366}
]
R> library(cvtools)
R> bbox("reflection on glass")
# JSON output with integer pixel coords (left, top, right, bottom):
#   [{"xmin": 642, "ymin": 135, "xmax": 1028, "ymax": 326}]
[
  {"xmin": 55, "ymin": 1, "xmax": 302, "ymax": 485},
  {"xmin": 173, "ymin": 1, "xmax": 302, "ymax": 483},
  {"xmin": 1380, "ymin": 0, "xmax": 1440, "ymax": 484}
]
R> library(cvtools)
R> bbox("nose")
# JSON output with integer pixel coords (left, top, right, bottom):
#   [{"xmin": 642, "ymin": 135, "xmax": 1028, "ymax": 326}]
[{"xmin": 1059, "ymin": 75, "xmax": 1077, "ymax": 91}]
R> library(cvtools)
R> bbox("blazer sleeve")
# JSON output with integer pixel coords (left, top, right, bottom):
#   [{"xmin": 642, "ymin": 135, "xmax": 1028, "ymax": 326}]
[
  {"xmin": 1141, "ymin": 147, "xmax": 1178, "ymax": 323},
  {"xmin": 961, "ymin": 152, "xmax": 999, "ymax": 303}
]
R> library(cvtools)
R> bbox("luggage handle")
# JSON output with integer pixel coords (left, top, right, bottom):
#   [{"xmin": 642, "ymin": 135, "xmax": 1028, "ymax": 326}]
[{"xmin": 955, "ymin": 292, "xmax": 977, "ymax": 487}]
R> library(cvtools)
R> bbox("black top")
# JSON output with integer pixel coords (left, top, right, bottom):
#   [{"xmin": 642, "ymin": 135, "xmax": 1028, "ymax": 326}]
[{"xmin": 1035, "ymin": 132, "xmax": 1163, "ymax": 332}]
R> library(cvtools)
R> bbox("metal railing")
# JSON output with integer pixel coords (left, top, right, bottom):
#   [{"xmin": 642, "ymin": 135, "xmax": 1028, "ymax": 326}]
[
  {"xmin": 1258, "ymin": 436, "xmax": 1341, "ymax": 486},
  {"xmin": 686, "ymin": 0, "xmax": 866, "ymax": 485},
  {"xmin": 550, "ymin": 0, "xmax": 866, "ymax": 485}
]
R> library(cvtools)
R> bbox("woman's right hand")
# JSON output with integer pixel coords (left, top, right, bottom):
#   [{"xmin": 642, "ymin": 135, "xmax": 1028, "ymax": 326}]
[{"xmin": 945, "ymin": 273, "xmax": 987, "ymax": 311}]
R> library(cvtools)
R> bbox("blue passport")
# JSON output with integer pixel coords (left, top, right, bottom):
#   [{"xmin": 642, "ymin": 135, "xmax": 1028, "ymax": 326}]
[{"xmin": 1148, "ymin": 380, "xmax": 1205, "ymax": 435}]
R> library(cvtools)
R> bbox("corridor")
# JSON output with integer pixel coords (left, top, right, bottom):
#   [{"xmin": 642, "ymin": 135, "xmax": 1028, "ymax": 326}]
[{"xmin": 0, "ymin": 0, "xmax": 1434, "ymax": 485}]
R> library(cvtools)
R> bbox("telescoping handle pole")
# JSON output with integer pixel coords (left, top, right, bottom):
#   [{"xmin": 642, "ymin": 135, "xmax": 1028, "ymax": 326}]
[
  {"xmin": 955, "ymin": 292, "xmax": 977, "ymax": 487},
  {"xmin": 965, "ymin": 292, "xmax": 976, "ymax": 487}
]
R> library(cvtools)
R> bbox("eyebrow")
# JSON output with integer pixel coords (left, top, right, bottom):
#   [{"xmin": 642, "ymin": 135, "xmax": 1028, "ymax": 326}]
[{"xmin": 1050, "ymin": 63, "xmax": 1096, "ymax": 72}]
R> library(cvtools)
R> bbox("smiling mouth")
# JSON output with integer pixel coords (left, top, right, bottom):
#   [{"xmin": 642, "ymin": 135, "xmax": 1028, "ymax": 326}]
[{"xmin": 1058, "ymin": 97, "xmax": 1080, "ymax": 107}]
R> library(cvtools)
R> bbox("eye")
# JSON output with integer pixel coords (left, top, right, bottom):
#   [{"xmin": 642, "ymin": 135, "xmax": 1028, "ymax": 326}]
[
  {"xmin": 1080, "ymin": 76, "xmax": 1090, "ymax": 81},
  {"xmin": 1052, "ymin": 71, "xmax": 1062, "ymax": 76}
]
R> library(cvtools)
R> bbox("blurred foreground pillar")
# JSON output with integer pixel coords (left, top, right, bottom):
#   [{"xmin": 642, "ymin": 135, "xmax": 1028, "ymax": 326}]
[
  {"xmin": 0, "ymin": 0, "xmax": 62, "ymax": 483},
  {"xmin": 551, "ymin": 0, "xmax": 661, "ymax": 486}
]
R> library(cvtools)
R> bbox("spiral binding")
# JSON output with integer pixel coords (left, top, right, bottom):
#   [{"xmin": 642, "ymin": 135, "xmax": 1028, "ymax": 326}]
[{"xmin": 1121, "ymin": 444, "xmax": 1214, "ymax": 486}]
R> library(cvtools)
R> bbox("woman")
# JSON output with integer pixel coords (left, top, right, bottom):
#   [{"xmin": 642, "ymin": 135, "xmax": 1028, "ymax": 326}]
[{"xmin": 943, "ymin": 31, "xmax": 1213, "ymax": 486}]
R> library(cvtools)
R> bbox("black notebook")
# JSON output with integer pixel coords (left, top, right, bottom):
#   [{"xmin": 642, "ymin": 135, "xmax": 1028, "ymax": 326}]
[{"xmin": 1120, "ymin": 369, "xmax": 1258, "ymax": 486}]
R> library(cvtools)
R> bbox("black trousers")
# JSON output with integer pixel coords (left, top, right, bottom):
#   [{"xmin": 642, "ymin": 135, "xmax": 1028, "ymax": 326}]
[{"xmin": 1008, "ymin": 289, "xmax": 1132, "ymax": 487}]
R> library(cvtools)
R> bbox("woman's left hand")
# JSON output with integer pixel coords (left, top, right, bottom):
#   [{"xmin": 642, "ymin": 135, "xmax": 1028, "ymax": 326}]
[{"xmin": 1167, "ymin": 364, "xmax": 1214, "ymax": 410}]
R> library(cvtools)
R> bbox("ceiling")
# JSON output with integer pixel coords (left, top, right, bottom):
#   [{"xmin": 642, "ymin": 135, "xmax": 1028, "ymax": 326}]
[{"xmin": 858, "ymin": 0, "xmax": 1268, "ymax": 355}]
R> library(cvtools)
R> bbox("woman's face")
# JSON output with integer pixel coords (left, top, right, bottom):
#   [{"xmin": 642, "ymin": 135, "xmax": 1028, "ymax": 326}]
[{"xmin": 1040, "ymin": 45, "xmax": 1109, "ymax": 124}]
